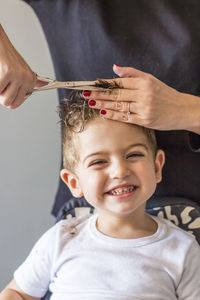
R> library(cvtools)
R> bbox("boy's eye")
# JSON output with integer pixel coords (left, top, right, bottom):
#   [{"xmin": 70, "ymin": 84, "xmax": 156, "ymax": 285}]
[
  {"xmin": 89, "ymin": 160, "xmax": 106, "ymax": 167},
  {"xmin": 127, "ymin": 152, "xmax": 145, "ymax": 159}
]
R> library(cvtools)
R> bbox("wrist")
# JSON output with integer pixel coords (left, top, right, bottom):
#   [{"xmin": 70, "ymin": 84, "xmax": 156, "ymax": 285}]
[
  {"xmin": 0, "ymin": 24, "xmax": 5, "ymax": 36},
  {"xmin": 180, "ymin": 92, "xmax": 200, "ymax": 134},
  {"xmin": 0, "ymin": 24, "xmax": 8, "ymax": 47},
  {"xmin": 0, "ymin": 24, "xmax": 3, "ymax": 39}
]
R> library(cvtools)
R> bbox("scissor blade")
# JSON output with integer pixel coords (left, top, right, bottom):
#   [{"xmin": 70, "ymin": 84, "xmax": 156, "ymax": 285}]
[
  {"xmin": 32, "ymin": 85, "xmax": 108, "ymax": 92},
  {"xmin": 68, "ymin": 85, "xmax": 108, "ymax": 91},
  {"xmin": 62, "ymin": 81, "xmax": 108, "ymax": 90},
  {"xmin": 62, "ymin": 81, "xmax": 96, "ymax": 87}
]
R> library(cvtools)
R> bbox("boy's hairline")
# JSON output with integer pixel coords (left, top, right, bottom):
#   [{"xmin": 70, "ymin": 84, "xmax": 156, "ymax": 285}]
[{"xmin": 59, "ymin": 93, "xmax": 158, "ymax": 171}]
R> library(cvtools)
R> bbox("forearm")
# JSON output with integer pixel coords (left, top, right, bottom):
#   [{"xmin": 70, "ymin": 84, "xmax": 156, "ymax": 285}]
[
  {"xmin": 0, "ymin": 288, "xmax": 24, "ymax": 300},
  {"xmin": 180, "ymin": 92, "xmax": 200, "ymax": 135},
  {"xmin": 0, "ymin": 24, "xmax": 11, "ymax": 48},
  {"xmin": 0, "ymin": 23, "xmax": 4, "ymax": 34},
  {"xmin": 0, "ymin": 280, "xmax": 39, "ymax": 300}
]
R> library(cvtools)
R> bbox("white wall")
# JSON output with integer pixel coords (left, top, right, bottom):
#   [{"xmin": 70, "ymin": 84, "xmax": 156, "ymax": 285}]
[{"xmin": 0, "ymin": 0, "xmax": 60, "ymax": 289}]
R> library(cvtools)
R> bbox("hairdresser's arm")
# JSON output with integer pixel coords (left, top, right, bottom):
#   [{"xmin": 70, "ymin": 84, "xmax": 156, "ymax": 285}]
[
  {"xmin": 0, "ymin": 24, "xmax": 45, "ymax": 109},
  {"xmin": 0, "ymin": 279, "xmax": 40, "ymax": 300},
  {"xmin": 85, "ymin": 65, "xmax": 200, "ymax": 135}
]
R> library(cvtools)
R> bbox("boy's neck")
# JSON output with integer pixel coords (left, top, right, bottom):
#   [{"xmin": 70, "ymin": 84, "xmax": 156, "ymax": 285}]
[{"xmin": 96, "ymin": 209, "xmax": 158, "ymax": 239}]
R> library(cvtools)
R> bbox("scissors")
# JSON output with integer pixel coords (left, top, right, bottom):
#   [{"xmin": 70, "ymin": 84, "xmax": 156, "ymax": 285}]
[{"xmin": 27, "ymin": 75, "xmax": 110, "ymax": 97}]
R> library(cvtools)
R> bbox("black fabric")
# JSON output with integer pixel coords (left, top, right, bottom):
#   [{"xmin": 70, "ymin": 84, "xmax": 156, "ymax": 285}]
[
  {"xmin": 56, "ymin": 196, "xmax": 94, "ymax": 222},
  {"xmin": 23, "ymin": 0, "xmax": 200, "ymax": 216}
]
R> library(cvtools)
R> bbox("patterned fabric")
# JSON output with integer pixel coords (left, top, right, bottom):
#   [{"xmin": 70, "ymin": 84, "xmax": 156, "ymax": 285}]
[
  {"xmin": 147, "ymin": 206, "xmax": 200, "ymax": 245},
  {"xmin": 56, "ymin": 197, "xmax": 200, "ymax": 245}
]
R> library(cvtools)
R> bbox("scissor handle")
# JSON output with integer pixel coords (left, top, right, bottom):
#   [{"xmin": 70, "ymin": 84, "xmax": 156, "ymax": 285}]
[
  {"xmin": 33, "ymin": 76, "xmax": 59, "ymax": 92},
  {"xmin": 36, "ymin": 75, "xmax": 55, "ymax": 83}
]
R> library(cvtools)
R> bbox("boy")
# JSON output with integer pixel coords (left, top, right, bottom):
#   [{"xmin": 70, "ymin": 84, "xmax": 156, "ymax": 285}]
[{"xmin": 1, "ymin": 95, "xmax": 200, "ymax": 300}]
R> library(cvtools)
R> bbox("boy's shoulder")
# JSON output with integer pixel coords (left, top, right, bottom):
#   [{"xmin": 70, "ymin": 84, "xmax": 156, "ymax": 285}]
[
  {"xmin": 39, "ymin": 213, "xmax": 92, "ymax": 245},
  {"xmin": 57, "ymin": 213, "xmax": 92, "ymax": 232},
  {"xmin": 154, "ymin": 215, "xmax": 197, "ymax": 247}
]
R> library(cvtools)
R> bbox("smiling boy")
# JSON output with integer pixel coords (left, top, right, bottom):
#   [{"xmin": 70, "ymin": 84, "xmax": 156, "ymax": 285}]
[
  {"xmin": 1, "ymin": 96, "xmax": 200, "ymax": 300},
  {"xmin": 61, "ymin": 110, "xmax": 163, "ymax": 239}
]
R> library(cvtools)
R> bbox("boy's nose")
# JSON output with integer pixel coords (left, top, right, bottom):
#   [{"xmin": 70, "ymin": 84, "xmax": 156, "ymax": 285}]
[{"xmin": 109, "ymin": 160, "xmax": 131, "ymax": 179}]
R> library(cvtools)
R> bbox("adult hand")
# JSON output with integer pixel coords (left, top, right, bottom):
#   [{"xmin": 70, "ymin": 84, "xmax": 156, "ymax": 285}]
[
  {"xmin": 84, "ymin": 65, "xmax": 199, "ymax": 132},
  {"xmin": 0, "ymin": 25, "xmax": 46, "ymax": 109}
]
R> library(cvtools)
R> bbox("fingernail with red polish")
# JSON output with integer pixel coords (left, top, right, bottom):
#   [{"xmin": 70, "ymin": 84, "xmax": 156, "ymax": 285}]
[
  {"xmin": 114, "ymin": 64, "xmax": 122, "ymax": 67},
  {"xmin": 100, "ymin": 109, "xmax": 107, "ymax": 115},
  {"xmin": 83, "ymin": 90, "xmax": 91, "ymax": 97},
  {"xmin": 88, "ymin": 99, "xmax": 96, "ymax": 106}
]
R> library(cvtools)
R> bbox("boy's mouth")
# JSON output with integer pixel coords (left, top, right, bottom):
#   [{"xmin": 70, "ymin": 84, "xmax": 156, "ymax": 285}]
[{"xmin": 106, "ymin": 185, "xmax": 137, "ymax": 195}]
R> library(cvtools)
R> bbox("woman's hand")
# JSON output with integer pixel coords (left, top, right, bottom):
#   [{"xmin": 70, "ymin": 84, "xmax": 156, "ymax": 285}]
[
  {"xmin": 0, "ymin": 25, "xmax": 46, "ymax": 109},
  {"xmin": 83, "ymin": 65, "xmax": 200, "ymax": 132}
]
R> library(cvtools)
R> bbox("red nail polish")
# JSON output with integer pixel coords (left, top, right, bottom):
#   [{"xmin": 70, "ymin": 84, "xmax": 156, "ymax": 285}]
[
  {"xmin": 88, "ymin": 99, "xmax": 96, "ymax": 106},
  {"xmin": 100, "ymin": 109, "xmax": 107, "ymax": 115},
  {"xmin": 83, "ymin": 90, "xmax": 91, "ymax": 97},
  {"xmin": 114, "ymin": 64, "xmax": 122, "ymax": 67}
]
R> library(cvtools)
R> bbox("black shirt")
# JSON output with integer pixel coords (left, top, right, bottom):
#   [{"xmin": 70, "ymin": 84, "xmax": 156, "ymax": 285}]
[{"xmin": 24, "ymin": 0, "xmax": 200, "ymax": 216}]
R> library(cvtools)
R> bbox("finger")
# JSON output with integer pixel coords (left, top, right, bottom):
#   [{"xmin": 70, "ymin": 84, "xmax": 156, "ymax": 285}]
[
  {"xmin": 95, "ymin": 77, "xmax": 143, "ymax": 90},
  {"xmin": 84, "ymin": 88, "xmax": 142, "ymax": 102},
  {"xmin": 30, "ymin": 71, "xmax": 37, "ymax": 89},
  {"xmin": 107, "ymin": 77, "xmax": 144, "ymax": 90},
  {"xmin": 83, "ymin": 78, "xmax": 146, "ymax": 101},
  {"xmin": 8, "ymin": 86, "xmax": 29, "ymax": 109},
  {"xmin": 0, "ymin": 82, "xmax": 20, "ymax": 107},
  {"xmin": 89, "ymin": 99, "xmax": 136, "ymax": 113},
  {"xmin": 99, "ymin": 109, "xmax": 142, "ymax": 126},
  {"xmin": 0, "ymin": 76, "xmax": 10, "ymax": 94},
  {"xmin": 10, "ymin": 71, "xmax": 39, "ymax": 108},
  {"xmin": 35, "ymin": 79, "xmax": 49, "ymax": 88},
  {"xmin": 113, "ymin": 64, "xmax": 146, "ymax": 78}
]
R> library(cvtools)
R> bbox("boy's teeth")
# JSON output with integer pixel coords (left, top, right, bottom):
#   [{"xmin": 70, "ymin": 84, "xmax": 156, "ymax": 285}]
[{"xmin": 109, "ymin": 186, "xmax": 135, "ymax": 195}]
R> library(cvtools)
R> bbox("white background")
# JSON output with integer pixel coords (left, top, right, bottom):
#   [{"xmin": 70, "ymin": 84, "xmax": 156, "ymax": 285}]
[{"xmin": 0, "ymin": 0, "xmax": 60, "ymax": 289}]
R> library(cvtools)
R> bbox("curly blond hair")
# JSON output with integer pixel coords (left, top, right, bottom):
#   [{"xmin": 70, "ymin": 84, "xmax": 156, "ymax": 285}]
[{"xmin": 58, "ymin": 88, "xmax": 158, "ymax": 171}]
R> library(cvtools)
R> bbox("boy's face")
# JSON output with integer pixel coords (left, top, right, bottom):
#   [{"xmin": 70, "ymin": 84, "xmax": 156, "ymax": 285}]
[{"xmin": 61, "ymin": 118, "xmax": 165, "ymax": 219}]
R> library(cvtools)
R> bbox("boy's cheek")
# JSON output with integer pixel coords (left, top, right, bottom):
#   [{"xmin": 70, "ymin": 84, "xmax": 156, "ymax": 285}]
[{"xmin": 82, "ymin": 173, "xmax": 104, "ymax": 193}]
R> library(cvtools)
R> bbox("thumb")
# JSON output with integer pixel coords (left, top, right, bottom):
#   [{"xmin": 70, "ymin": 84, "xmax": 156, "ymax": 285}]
[
  {"xmin": 31, "ymin": 72, "xmax": 49, "ymax": 88},
  {"xmin": 113, "ymin": 64, "xmax": 144, "ymax": 78},
  {"xmin": 35, "ymin": 79, "xmax": 49, "ymax": 88}
]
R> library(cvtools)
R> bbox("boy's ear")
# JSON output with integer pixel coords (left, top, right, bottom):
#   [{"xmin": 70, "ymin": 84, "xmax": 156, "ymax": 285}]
[
  {"xmin": 154, "ymin": 149, "xmax": 165, "ymax": 183},
  {"xmin": 60, "ymin": 169, "xmax": 83, "ymax": 198}
]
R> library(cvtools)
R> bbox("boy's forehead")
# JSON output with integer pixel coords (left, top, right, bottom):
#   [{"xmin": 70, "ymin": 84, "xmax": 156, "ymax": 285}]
[
  {"xmin": 84, "ymin": 118, "xmax": 146, "ymax": 137},
  {"xmin": 77, "ymin": 118, "xmax": 149, "ymax": 150}
]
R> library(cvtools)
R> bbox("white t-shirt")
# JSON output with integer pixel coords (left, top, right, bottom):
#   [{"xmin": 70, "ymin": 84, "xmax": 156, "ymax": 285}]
[{"xmin": 14, "ymin": 214, "xmax": 200, "ymax": 300}]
